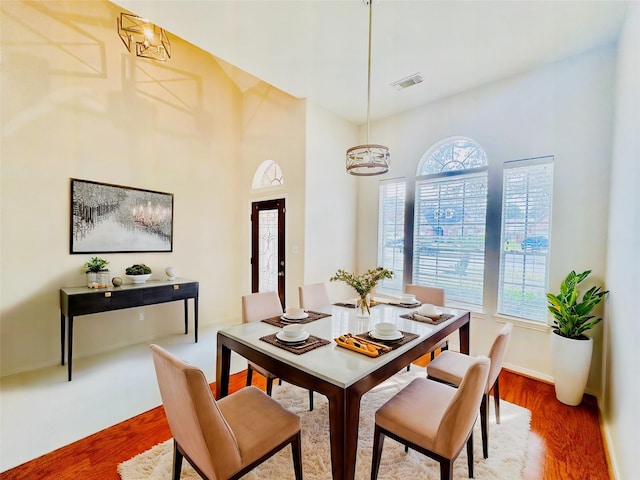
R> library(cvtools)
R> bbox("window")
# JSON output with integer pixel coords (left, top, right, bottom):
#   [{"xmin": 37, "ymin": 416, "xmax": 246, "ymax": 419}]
[
  {"xmin": 377, "ymin": 178, "xmax": 405, "ymax": 292},
  {"xmin": 413, "ymin": 137, "xmax": 488, "ymax": 308},
  {"xmin": 252, "ymin": 160, "xmax": 284, "ymax": 190},
  {"xmin": 498, "ymin": 157, "xmax": 553, "ymax": 321}
]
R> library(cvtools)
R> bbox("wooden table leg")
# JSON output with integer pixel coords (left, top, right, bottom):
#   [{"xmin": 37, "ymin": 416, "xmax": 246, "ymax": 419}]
[
  {"xmin": 215, "ymin": 334, "xmax": 231, "ymax": 399},
  {"xmin": 459, "ymin": 312, "xmax": 470, "ymax": 354},
  {"xmin": 327, "ymin": 388, "xmax": 362, "ymax": 480}
]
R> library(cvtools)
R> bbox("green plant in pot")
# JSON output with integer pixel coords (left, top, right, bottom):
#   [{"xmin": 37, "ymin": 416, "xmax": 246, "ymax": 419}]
[
  {"xmin": 125, "ymin": 264, "xmax": 152, "ymax": 284},
  {"xmin": 82, "ymin": 257, "xmax": 110, "ymax": 288},
  {"xmin": 547, "ymin": 270, "xmax": 608, "ymax": 405}
]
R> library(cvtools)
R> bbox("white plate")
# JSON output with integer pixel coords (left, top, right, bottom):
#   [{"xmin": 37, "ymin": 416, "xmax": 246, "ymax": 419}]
[
  {"xmin": 281, "ymin": 312, "xmax": 309, "ymax": 321},
  {"xmin": 399, "ymin": 301, "xmax": 421, "ymax": 306},
  {"xmin": 369, "ymin": 330, "xmax": 403, "ymax": 341},
  {"xmin": 415, "ymin": 308, "xmax": 441, "ymax": 318},
  {"xmin": 276, "ymin": 331, "xmax": 310, "ymax": 344}
]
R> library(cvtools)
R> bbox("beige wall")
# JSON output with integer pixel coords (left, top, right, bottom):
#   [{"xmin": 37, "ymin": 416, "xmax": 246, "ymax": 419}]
[
  {"xmin": 604, "ymin": 4, "xmax": 640, "ymax": 479},
  {"xmin": 0, "ymin": 0, "xmax": 308, "ymax": 376},
  {"xmin": 358, "ymin": 46, "xmax": 616, "ymax": 388}
]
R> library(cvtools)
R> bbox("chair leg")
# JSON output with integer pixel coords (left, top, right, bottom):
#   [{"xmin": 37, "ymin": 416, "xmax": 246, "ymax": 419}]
[
  {"xmin": 246, "ymin": 366, "xmax": 253, "ymax": 387},
  {"xmin": 440, "ymin": 458, "xmax": 454, "ymax": 480},
  {"xmin": 466, "ymin": 432, "xmax": 474, "ymax": 478},
  {"xmin": 494, "ymin": 378, "xmax": 501, "ymax": 424},
  {"xmin": 266, "ymin": 377, "xmax": 274, "ymax": 396},
  {"xmin": 291, "ymin": 431, "xmax": 303, "ymax": 480},
  {"xmin": 480, "ymin": 393, "xmax": 489, "ymax": 459},
  {"xmin": 442, "ymin": 340, "xmax": 449, "ymax": 352},
  {"xmin": 172, "ymin": 440, "xmax": 183, "ymax": 480},
  {"xmin": 371, "ymin": 425, "xmax": 385, "ymax": 480},
  {"xmin": 308, "ymin": 389, "xmax": 314, "ymax": 411},
  {"xmin": 431, "ymin": 350, "xmax": 436, "ymax": 361},
  {"xmin": 406, "ymin": 364, "xmax": 411, "ymax": 371}
]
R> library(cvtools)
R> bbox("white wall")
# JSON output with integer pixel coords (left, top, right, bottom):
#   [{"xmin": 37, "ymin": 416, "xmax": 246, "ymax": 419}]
[
  {"xmin": 0, "ymin": 0, "xmax": 307, "ymax": 377},
  {"xmin": 358, "ymin": 46, "xmax": 617, "ymax": 387},
  {"xmin": 603, "ymin": 4, "xmax": 640, "ymax": 479},
  {"xmin": 303, "ymin": 101, "xmax": 359, "ymax": 302}
]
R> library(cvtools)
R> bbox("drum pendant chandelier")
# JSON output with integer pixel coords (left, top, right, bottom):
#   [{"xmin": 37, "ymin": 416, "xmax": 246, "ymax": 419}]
[{"xmin": 345, "ymin": 0, "xmax": 390, "ymax": 176}]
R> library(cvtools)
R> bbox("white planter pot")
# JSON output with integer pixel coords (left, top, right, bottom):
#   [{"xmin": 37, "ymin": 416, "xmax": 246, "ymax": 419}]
[{"xmin": 550, "ymin": 331, "xmax": 593, "ymax": 406}]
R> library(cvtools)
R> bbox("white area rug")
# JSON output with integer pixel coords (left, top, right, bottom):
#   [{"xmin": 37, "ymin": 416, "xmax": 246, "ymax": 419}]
[{"xmin": 119, "ymin": 368, "xmax": 530, "ymax": 480}]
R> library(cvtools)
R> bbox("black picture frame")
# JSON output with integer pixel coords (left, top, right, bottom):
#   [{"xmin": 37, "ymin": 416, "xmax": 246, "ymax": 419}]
[{"xmin": 70, "ymin": 179, "xmax": 173, "ymax": 254}]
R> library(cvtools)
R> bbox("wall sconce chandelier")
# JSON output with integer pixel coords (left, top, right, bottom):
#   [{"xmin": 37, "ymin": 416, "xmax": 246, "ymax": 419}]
[
  {"xmin": 345, "ymin": 0, "xmax": 390, "ymax": 176},
  {"xmin": 117, "ymin": 13, "xmax": 171, "ymax": 61}
]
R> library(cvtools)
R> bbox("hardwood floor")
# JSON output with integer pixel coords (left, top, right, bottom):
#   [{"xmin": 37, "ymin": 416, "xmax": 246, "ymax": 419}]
[{"xmin": 0, "ymin": 368, "xmax": 609, "ymax": 480}]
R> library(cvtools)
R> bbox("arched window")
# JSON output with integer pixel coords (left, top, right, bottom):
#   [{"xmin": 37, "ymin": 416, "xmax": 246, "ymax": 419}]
[
  {"xmin": 413, "ymin": 137, "xmax": 488, "ymax": 308},
  {"xmin": 252, "ymin": 160, "xmax": 284, "ymax": 190}
]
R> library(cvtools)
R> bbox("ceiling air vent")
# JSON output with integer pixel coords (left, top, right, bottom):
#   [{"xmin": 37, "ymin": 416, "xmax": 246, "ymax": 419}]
[{"xmin": 391, "ymin": 73, "xmax": 424, "ymax": 91}]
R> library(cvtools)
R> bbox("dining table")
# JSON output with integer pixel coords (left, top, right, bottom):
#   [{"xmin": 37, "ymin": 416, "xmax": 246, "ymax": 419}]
[{"xmin": 215, "ymin": 301, "xmax": 470, "ymax": 480}]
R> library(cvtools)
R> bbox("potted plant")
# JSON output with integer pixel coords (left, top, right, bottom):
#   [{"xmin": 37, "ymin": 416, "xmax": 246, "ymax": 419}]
[
  {"xmin": 82, "ymin": 257, "xmax": 110, "ymax": 288},
  {"xmin": 125, "ymin": 264, "xmax": 152, "ymax": 284},
  {"xmin": 330, "ymin": 267, "xmax": 393, "ymax": 317},
  {"xmin": 546, "ymin": 270, "xmax": 608, "ymax": 405}
]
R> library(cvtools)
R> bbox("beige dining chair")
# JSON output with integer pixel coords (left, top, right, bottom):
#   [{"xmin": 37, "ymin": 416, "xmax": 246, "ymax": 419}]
[
  {"xmin": 371, "ymin": 356, "xmax": 490, "ymax": 480},
  {"xmin": 404, "ymin": 284, "xmax": 448, "ymax": 362},
  {"xmin": 242, "ymin": 291, "xmax": 315, "ymax": 410},
  {"xmin": 150, "ymin": 344, "xmax": 303, "ymax": 480},
  {"xmin": 427, "ymin": 322, "xmax": 513, "ymax": 459},
  {"xmin": 298, "ymin": 283, "xmax": 331, "ymax": 311}
]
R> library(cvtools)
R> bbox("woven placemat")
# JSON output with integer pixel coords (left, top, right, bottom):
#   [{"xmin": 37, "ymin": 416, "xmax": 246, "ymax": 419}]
[
  {"xmin": 399, "ymin": 312, "xmax": 454, "ymax": 325},
  {"xmin": 261, "ymin": 310, "xmax": 331, "ymax": 328},
  {"xmin": 355, "ymin": 330, "xmax": 420, "ymax": 354},
  {"xmin": 259, "ymin": 334, "xmax": 331, "ymax": 355}
]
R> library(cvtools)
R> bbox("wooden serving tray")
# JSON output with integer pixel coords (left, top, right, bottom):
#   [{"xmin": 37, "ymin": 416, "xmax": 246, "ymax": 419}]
[{"xmin": 334, "ymin": 336, "xmax": 380, "ymax": 357}]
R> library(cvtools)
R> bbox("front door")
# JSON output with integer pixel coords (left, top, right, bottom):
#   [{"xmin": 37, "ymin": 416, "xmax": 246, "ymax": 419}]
[{"xmin": 251, "ymin": 199, "xmax": 286, "ymax": 306}]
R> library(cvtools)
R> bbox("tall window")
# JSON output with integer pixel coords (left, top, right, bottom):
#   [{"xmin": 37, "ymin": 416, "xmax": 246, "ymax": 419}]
[
  {"xmin": 413, "ymin": 137, "xmax": 488, "ymax": 308},
  {"xmin": 377, "ymin": 178, "xmax": 405, "ymax": 292},
  {"xmin": 498, "ymin": 157, "xmax": 553, "ymax": 321}
]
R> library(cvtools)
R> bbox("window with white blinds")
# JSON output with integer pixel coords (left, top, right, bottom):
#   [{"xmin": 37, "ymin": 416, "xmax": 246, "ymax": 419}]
[
  {"xmin": 377, "ymin": 178, "xmax": 406, "ymax": 292},
  {"xmin": 413, "ymin": 171, "xmax": 487, "ymax": 308},
  {"xmin": 498, "ymin": 157, "xmax": 554, "ymax": 321}
]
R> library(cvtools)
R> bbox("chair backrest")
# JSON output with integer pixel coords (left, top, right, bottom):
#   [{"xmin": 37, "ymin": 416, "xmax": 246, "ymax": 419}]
[
  {"xmin": 298, "ymin": 283, "xmax": 330, "ymax": 310},
  {"xmin": 435, "ymin": 356, "xmax": 490, "ymax": 458},
  {"xmin": 485, "ymin": 323, "xmax": 513, "ymax": 392},
  {"xmin": 150, "ymin": 344, "xmax": 241, "ymax": 480},
  {"xmin": 242, "ymin": 291, "xmax": 283, "ymax": 323},
  {"xmin": 404, "ymin": 284, "xmax": 445, "ymax": 306}
]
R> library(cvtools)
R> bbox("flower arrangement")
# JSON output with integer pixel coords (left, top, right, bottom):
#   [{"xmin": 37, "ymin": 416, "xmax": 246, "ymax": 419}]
[{"xmin": 330, "ymin": 267, "xmax": 393, "ymax": 315}]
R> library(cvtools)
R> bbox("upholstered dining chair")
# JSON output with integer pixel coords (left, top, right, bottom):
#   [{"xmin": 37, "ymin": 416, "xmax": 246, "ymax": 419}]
[
  {"xmin": 298, "ymin": 283, "xmax": 331, "ymax": 311},
  {"xmin": 242, "ymin": 291, "xmax": 315, "ymax": 410},
  {"xmin": 404, "ymin": 284, "xmax": 448, "ymax": 363},
  {"xmin": 427, "ymin": 323, "xmax": 513, "ymax": 459},
  {"xmin": 371, "ymin": 356, "xmax": 490, "ymax": 480},
  {"xmin": 150, "ymin": 344, "xmax": 303, "ymax": 480}
]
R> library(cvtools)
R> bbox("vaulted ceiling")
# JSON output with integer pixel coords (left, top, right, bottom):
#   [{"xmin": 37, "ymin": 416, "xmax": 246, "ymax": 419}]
[{"xmin": 114, "ymin": 0, "xmax": 629, "ymax": 124}]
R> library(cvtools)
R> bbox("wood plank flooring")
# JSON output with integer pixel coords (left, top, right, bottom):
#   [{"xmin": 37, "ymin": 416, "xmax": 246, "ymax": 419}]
[{"xmin": 0, "ymin": 368, "xmax": 610, "ymax": 480}]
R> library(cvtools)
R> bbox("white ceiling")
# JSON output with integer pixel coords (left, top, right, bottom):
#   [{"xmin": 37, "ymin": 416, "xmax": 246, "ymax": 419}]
[{"xmin": 113, "ymin": 0, "xmax": 630, "ymax": 124}]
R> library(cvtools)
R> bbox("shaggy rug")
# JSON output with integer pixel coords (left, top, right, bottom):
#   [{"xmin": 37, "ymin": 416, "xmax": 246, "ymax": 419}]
[{"xmin": 119, "ymin": 368, "xmax": 531, "ymax": 480}]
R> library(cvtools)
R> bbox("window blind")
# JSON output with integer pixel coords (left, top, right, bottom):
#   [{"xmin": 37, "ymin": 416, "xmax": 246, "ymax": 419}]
[
  {"xmin": 377, "ymin": 178, "xmax": 406, "ymax": 292},
  {"xmin": 498, "ymin": 157, "xmax": 554, "ymax": 321},
  {"xmin": 413, "ymin": 171, "xmax": 487, "ymax": 308}
]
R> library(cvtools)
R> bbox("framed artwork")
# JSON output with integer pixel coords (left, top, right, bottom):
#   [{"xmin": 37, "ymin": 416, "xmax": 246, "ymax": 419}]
[{"xmin": 70, "ymin": 179, "xmax": 173, "ymax": 253}]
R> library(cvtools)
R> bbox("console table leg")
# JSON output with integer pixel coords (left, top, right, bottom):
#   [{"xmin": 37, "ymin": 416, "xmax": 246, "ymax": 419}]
[
  {"xmin": 68, "ymin": 316, "xmax": 74, "ymax": 381},
  {"xmin": 183, "ymin": 299, "xmax": 188, "ymax": 335},
  {"xmin": 60, "ymin": 313, "xmax": 65, "ymax": 365},
  {"xmin": 194, "ymin": 297, "xmax": 199, "ymax": 343}
]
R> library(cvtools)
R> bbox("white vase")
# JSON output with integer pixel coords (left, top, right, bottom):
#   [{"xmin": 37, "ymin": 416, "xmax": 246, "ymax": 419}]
[{"xmin": 550, "ymin": 331, "xmax": 593, "ymax": 406}]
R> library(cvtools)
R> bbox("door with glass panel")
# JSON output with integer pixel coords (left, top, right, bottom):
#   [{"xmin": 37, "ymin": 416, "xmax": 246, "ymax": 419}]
[{"xmin": 251, "ymin": 199, "xmax": 285, "ymax": 306}]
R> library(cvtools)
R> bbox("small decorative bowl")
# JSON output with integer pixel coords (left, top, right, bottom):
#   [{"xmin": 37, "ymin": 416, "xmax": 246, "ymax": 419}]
[{"xmin": 126, "ymin": 274, "xmax": 151, "ymax": 284}]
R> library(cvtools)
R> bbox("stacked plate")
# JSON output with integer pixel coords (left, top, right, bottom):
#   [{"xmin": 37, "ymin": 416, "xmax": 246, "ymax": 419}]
[
  {"xmin": 369, "ymin": 322, "xmax": 403, "ymax": 341},
  {"xmin": 276, "ymin": 324, "xmax": 309, "ymax": 344}
]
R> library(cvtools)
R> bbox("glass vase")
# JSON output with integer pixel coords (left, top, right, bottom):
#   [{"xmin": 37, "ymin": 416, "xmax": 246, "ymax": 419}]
[{"xmin": 356, "ymin": 293, "xmax": 371, "ymax": 317}]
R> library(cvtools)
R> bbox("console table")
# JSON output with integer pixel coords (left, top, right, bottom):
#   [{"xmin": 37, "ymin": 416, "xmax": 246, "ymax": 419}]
[{"xmin": 60, "ymin": 278, "xmax": 199, "ymax": 381}]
